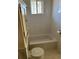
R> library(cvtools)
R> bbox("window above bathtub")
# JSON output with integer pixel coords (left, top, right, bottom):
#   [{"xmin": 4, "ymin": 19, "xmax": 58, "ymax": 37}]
[{"xmin": 30, "ymin": 0, "xmax": 44, "ymax": 14}]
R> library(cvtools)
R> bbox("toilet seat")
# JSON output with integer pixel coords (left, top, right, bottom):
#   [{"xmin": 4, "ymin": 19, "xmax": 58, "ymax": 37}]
[{"xmin": 31, "ymin": 47, "xmax": 44, "ymax": 59}]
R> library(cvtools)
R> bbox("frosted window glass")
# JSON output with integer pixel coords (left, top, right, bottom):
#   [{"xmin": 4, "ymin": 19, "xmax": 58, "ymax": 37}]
[
  {"xmin": 37, "ymin": 1, "xmax": 42, "ymax": 13},
  {"xmin": 30, "ymin": 0, "xmax": 43, "ymax": 14},
  {"xmin": 31, "ymin": 0, "xmax": 37, "ymax": 14}
]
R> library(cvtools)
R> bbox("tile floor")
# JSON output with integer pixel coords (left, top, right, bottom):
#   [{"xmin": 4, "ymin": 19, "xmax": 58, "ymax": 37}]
[
  {"xmin": 29, "ymin": 48, "xmax": 60, "ymax": 59},
  {"xmin": 29, "ymin": 42, "xmax": 61, "ymax": 59},
  {"xmin": 44, "ymin": 48, "xmax": 60, "ymax": 59},
  {"xmin": 18, "ymin": 43, "xmax": 61, "ymax": 59}
]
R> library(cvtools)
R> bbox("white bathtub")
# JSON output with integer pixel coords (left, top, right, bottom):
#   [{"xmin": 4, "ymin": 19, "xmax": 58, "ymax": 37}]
[{"xmin": 29, "ymin": 34, "xmax": 57, "ymax": 45}]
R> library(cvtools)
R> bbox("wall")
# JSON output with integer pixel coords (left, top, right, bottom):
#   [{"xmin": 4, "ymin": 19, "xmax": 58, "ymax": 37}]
[
  {"xmin": 49, "ymin": 0, "xmax": 61, "ymax": 39},
  {"xmin": 52, "ymin": 0, "xmax": 61, "ymax": 30},
  {"xmin": 26, "ymin": 0, "xmax": 52, "ymax": 37},
  {"xmin": 51, "ymin": 0, "xmax": 61, "ymax": 52}
]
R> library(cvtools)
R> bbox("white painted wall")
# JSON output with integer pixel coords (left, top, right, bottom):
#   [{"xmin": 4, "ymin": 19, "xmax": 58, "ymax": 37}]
[
  {"xmin": 25, "ymin": 0, "xmax": 60, "ymax": 39},
  {"xmin": 48, "ymin": 0, "xmax": 61, "ymax": 39},
  {"xmin": 52, "ymin": 0, "xmax": 61, "ymax": 30},
  {"xmin": 26, "ymin": 0, "xmax": 52, "ymax": 37},
  {"xmin": 51, "ymin": 0, "xmax": 61, "ymax": 52}
]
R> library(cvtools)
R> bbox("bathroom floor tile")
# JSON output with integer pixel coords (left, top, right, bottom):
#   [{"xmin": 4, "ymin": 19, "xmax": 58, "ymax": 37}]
[
  {"xmin": 30, "ymin": 48, "xmax": 60, "ymax": 59},
  {"xmin": 44, "ymin": 49, "xmax": 60, "ymax": 59}
]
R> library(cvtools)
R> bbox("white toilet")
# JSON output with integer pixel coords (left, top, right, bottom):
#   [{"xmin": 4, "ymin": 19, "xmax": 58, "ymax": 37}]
[{"xmin": 29, "ymin": 47, "xmax": 44, "ymax": 59}]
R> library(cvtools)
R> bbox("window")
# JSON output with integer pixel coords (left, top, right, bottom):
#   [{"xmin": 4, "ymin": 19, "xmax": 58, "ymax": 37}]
[{"xmin": 30, "ymin": 0, "xmax": 44, "ymax": 14}]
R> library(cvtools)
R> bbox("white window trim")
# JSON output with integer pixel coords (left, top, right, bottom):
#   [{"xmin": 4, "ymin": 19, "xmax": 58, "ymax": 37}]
[{"xmin": 30, "ymin": 0, "xmax": 44, "ymax": 14}]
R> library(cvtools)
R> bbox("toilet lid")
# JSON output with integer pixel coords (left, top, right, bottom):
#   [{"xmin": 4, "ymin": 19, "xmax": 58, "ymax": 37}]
[{"xmin": 31, "ymin": 47, "xmax": 44, "ymax": 57}]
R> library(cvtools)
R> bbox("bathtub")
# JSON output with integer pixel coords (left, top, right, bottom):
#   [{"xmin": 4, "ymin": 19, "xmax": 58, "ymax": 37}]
[{"xmin": 29, "ymin": 34, "xmax": 57, "ymax": 45}]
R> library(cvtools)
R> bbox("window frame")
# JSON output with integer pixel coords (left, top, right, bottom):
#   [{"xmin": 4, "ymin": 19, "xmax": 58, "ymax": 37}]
[{"xmin": 30, "ymin": 0, "xmax": 44, "ymax": 15}]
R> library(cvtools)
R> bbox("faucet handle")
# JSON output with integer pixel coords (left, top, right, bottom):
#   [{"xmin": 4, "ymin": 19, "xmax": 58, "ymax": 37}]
[{"xmin": 57, "ymin": 30, "xmax": 61, "ymax": 35}]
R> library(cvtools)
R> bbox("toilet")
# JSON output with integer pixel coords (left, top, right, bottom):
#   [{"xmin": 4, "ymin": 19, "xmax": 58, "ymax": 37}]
[{"xmin": 29, "ymin": 47, "xmax": 44, "ymax": 59}]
